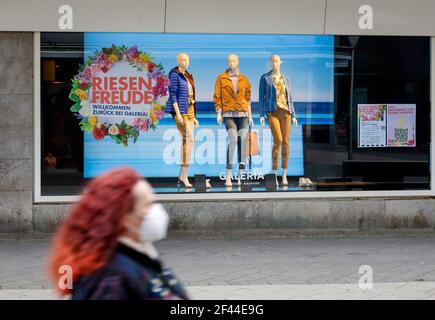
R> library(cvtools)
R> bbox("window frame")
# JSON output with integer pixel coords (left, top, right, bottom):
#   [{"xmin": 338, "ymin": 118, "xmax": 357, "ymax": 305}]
[{"xmin": 33, "ymin": 32, "xmax": 435, "ymax": 203}]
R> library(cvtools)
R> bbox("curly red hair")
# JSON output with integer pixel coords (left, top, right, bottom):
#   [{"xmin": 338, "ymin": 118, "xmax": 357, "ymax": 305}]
[{"xmin": 49, "ymin": 167, "xmax": 141, "ymax": 296}]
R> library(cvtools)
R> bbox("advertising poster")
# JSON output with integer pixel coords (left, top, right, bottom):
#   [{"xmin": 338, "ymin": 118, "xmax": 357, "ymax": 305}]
[
  {"xmin": 73, "ymin": 33, "xmax": 334, "ymax": 182},
  {"xmin": 387, "ymin": 104, "xmax": 416, "ymax": 147},
  {"xmin": 358, "ymin": 104, "xmax": 387, "ymax": 147}
]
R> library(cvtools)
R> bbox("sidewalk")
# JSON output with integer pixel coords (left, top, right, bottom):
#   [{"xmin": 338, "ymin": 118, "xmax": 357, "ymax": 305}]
[
  {"xmin": 1, "ymin": 282, "xmax": 435, "ymax": 300},
  {"xmin": 1, "ymin": 232, "xmax": 435, "ymax": 299}
]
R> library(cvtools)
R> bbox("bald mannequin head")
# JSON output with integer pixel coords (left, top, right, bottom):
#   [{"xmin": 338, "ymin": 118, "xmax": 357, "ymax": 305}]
[
  {"xmin": 177, "ymin": 53, "xmax": 190, "ymax": 71},
  {"xmin": 228, "ymin": 54, "xmax": 239, "ymax": 71},
  {"xmin": 270, "ymin": 55, "xmax": 282, "ymax": 72}
]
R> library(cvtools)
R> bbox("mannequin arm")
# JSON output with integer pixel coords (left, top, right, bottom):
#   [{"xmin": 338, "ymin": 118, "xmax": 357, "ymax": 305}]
[
  {"xmin": 216, "ymin": 111, "xmax": 222, "ymax": 124},
  {"xmin": 292, "ymin": 115, "xmax": 298, "ymax": 127},
  {"xmin": 247, "ymin": 103, "xmax": 254, "ymax": 128},
  {"xmin": 173, "ymin": 102, "xmax": 183, "ymax": 123},
  {"xmin": 213, "ymin": 76, "xmax": 223, "ymax": 124}
]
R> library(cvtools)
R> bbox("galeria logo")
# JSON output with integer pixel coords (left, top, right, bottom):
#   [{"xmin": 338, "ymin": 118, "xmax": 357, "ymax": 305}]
[{"xmin": 219, "ymin": 171, "xmax": 265, "ymax": 181}]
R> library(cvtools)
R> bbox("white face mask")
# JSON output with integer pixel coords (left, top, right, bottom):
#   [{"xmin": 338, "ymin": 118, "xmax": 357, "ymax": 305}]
[{"xmin": 137, "ymin": 203, "xmax": 169, "ymax": 243}]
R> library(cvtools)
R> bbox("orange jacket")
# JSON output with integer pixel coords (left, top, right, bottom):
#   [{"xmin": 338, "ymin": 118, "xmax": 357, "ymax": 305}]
[{"xmin": 213, "ymin": 70, "xmax": 251, "ymax": 113}]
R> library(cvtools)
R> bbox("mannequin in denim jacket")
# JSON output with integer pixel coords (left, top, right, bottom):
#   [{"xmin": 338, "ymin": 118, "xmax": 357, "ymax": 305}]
[{"xmin": 260, "ymin": 55, "xmax": 297, "ymax": 186}]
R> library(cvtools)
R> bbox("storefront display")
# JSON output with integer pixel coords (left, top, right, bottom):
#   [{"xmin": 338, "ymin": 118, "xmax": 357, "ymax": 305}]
[
  {"xmin": 39, "ymin": 33, "xmax": 430, "ymax": 196},
  {"xmin": 80, "ymin": 33, "xmax": 324, "ymax": 187}
]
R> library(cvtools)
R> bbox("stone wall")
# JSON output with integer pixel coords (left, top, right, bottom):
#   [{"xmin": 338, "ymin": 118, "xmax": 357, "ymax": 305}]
[
  {"xmin": 0, "ymin": 32, "xmax": 33, "ymax": 233},
  {"xmin": 33, "ymin": 198, "xmax": 435, "ymax": 233}
]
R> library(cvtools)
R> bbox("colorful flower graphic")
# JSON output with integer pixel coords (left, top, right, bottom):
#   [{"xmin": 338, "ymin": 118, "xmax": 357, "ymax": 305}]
[
  {"xmin": 108, "ymin": 125, "xmax": 119, "ymax": 136},
  {"xmin": 69, "ymin": 44, "xmax": 169, "ymax": 146},
  {"xmin": 74, "ymin": 88, "xmax": 88, "ymax": 101},
  {"xmin": 79, "ymin": 100, "xmax": 92, "ymax": 117},
  {"xmin": 133, "ymin": 118, "xmax": 150, "ymax": 132},
  {"xmin": 93, "ymin": 125, "xmax": 108, "ymax": 140}
]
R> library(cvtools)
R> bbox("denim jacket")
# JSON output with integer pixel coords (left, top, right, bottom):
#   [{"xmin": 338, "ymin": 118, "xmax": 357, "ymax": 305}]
[{"xmin": 258, "ymin": 70, "xmax": 296, "ymax": 117}]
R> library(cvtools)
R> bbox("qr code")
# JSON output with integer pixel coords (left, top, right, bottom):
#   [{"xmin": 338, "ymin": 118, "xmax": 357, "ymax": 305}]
[{"xmin": 394, "ymin": 128, "xmax": 408, "ymax": 143}]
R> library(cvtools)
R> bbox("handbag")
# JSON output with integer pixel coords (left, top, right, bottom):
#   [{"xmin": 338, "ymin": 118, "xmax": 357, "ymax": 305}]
[{"xmin": 246, "ymin": 125, "xmax": 260, "ymax": 169}]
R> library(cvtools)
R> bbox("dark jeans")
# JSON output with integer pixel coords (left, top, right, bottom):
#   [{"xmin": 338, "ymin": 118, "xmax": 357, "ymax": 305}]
[{"xmin": 223, "ymin": 117, "xmax": 249, "ymax": 169}]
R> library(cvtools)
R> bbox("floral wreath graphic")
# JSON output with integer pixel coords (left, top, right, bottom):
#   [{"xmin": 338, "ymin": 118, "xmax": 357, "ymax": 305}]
[{"xmin": 69, "ymin": 44, "xmax": 169, "ymax": 146}]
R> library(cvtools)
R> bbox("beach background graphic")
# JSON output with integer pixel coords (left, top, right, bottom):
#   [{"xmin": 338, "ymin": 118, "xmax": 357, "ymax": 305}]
[{"xmin": 83, "ymin": 33, "xmax": 334, "ymax": 178}]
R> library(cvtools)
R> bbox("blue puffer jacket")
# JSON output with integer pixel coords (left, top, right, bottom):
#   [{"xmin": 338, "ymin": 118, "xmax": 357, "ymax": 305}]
[
  {"xmin": 258, "ymin": 70, "xmax": 296, "ymax": 118},
  {"xmin": 165, "ymin": 67, "xmax": 195, "ymax": 115}
]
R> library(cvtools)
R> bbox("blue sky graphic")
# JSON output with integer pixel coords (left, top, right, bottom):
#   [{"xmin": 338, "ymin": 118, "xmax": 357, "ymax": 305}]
[
  {"xmin": 85, "ymin": 33, "xmax": 334, "ymax": 102},
  {"xmin": 83, "ymin": 33, "xmax": 334, "ymax": 179}
]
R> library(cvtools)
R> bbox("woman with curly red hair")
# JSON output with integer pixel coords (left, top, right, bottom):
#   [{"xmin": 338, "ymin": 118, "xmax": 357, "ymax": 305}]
[{"xmin": 49, "ymin": 167, "xmax": 189, "ymax": 300}]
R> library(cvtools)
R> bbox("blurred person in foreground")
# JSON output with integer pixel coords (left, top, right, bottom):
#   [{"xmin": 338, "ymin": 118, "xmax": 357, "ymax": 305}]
[{"xmin": 49, "ymin": 167, "xmax": 189, "ymax": 300}]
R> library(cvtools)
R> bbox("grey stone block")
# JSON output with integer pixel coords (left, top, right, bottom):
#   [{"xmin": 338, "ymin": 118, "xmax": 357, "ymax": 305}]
[
  {"xmin": 0, "ymin": 127, "xmax": 32, "ymax": 159},
  {"xmin": 271, "ymin": 200, "xmax": 330, "ymax": 228},
  {"xmin": 329, "ymin": 200, "xmax": 386, "ymax": 230},
  {"xmin": 385, "ymin": 199, "xmax": 435, "ymax": 229},
  {"xmin": 4, "ymin": 197, "xmax": 435, "ymax": 234},
  {"xmin": 0, "ymin": 191, "xmax": 32, "ymax": 233},
  {"xmin": 165, "ymin": 200, "xmax": 273, "ymax": 231},
  {"xmin": 33, "ymin": 204, "xmax": 72, "ymax": 233},
  {"xmin": 0, "ymin": 159, "xmax": 32, "ymax": 191},
  {"xmin": 0, "ymin": 94, "xmax": 32, "ymax": 128},
  {"xmin": 0, "ymin": 61, "xmax": 33, "ymax": 95},
  {"xmin": 0, "ymin": 32, "xmax": 32, "ymax": 62}
]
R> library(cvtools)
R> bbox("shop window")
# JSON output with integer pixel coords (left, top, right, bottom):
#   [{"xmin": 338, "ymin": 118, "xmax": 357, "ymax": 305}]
[{"xmin": 39, "ymin": 33, "xmax": 431, "ymax": 196}]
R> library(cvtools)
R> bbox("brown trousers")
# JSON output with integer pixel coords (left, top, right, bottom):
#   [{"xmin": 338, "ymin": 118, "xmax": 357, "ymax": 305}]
[
  {"xmin": 173, "ymin": 104, "xmax": 195, "ymax": 167},
  {"xmin": 267, "ymin": 107, "xmax": 291, "ymax": 170}
]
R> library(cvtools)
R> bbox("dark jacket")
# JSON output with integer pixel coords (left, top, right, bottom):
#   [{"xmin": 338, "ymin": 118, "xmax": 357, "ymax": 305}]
[
  {"xmin": 258, "ymin": 70, "xmax": 296, "ymax": 117},
  {"xmin": 165, "ymin": 67, "xmax": 196, "ymax": 116},
  {"xmin": 71, "ymin": 243, "xmax": 189, "ymax": 300}
]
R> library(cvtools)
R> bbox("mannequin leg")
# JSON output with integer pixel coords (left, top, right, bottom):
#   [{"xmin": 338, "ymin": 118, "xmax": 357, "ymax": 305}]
[
  {"xmin": 237, "ymin": 163, "xmax": 245, "ymax": 186},
  {"xmin": 179, "ymin": 166, "xmax": 192, "ymax": 188},
  {"xmin": 282, "ymin": 169, "xmax": 288, "ymax": 186},
  {"xmin": 280, "ymin": 109, "xmax": 291, "ymax": 186},
  {"xmin": 225, "ymin": 168, "xmax": 232, "ymax": 187},
  {"xmin": 174, "ymin": 116, "xmax": 194, "ymax": 188},
  {"xmin": 268, "ymin": 112, "xmax": 282, "ymax": 186},
  {"xmin": 238, "ymin": 117, "xmax": 249, "ymax": 166},
  {"xmin": 272, "ymin": 170, "xmax": 279, "ymax": 186},
  {"xmin": 224, "ymin": 118, "xmax": 237, "ymax": 187}
]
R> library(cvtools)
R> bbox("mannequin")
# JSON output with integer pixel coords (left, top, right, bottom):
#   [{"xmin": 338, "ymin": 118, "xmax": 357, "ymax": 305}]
[
  {"xmin": 259, "ymin": 55, "xmax": 297, "ymax": 186},
  {"xmin": 166, "ymin": 53, "xmax": 211, "ymax": 189},
  {"xmin": 214, "ymin": 54, "xmax": 254, "ymax": 187}
]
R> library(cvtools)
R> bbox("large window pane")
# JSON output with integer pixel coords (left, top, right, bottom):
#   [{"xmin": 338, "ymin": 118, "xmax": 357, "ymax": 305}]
[{"xmin": 39, "ymin": 33, "xmax": 431, "ymax": 196}]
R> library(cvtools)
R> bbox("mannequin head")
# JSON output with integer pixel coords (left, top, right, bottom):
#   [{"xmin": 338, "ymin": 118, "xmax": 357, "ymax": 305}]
[
  {"xmin": 177, "ymin": 53, "xmax": 190, "ymax": 71},
  {"xmin": 270, "ymin": 55, "xmax": 282, "ymax": 72},
  {"xmin": 228, "ymin": 54, "xmax": 239, "ymax": 71}
]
